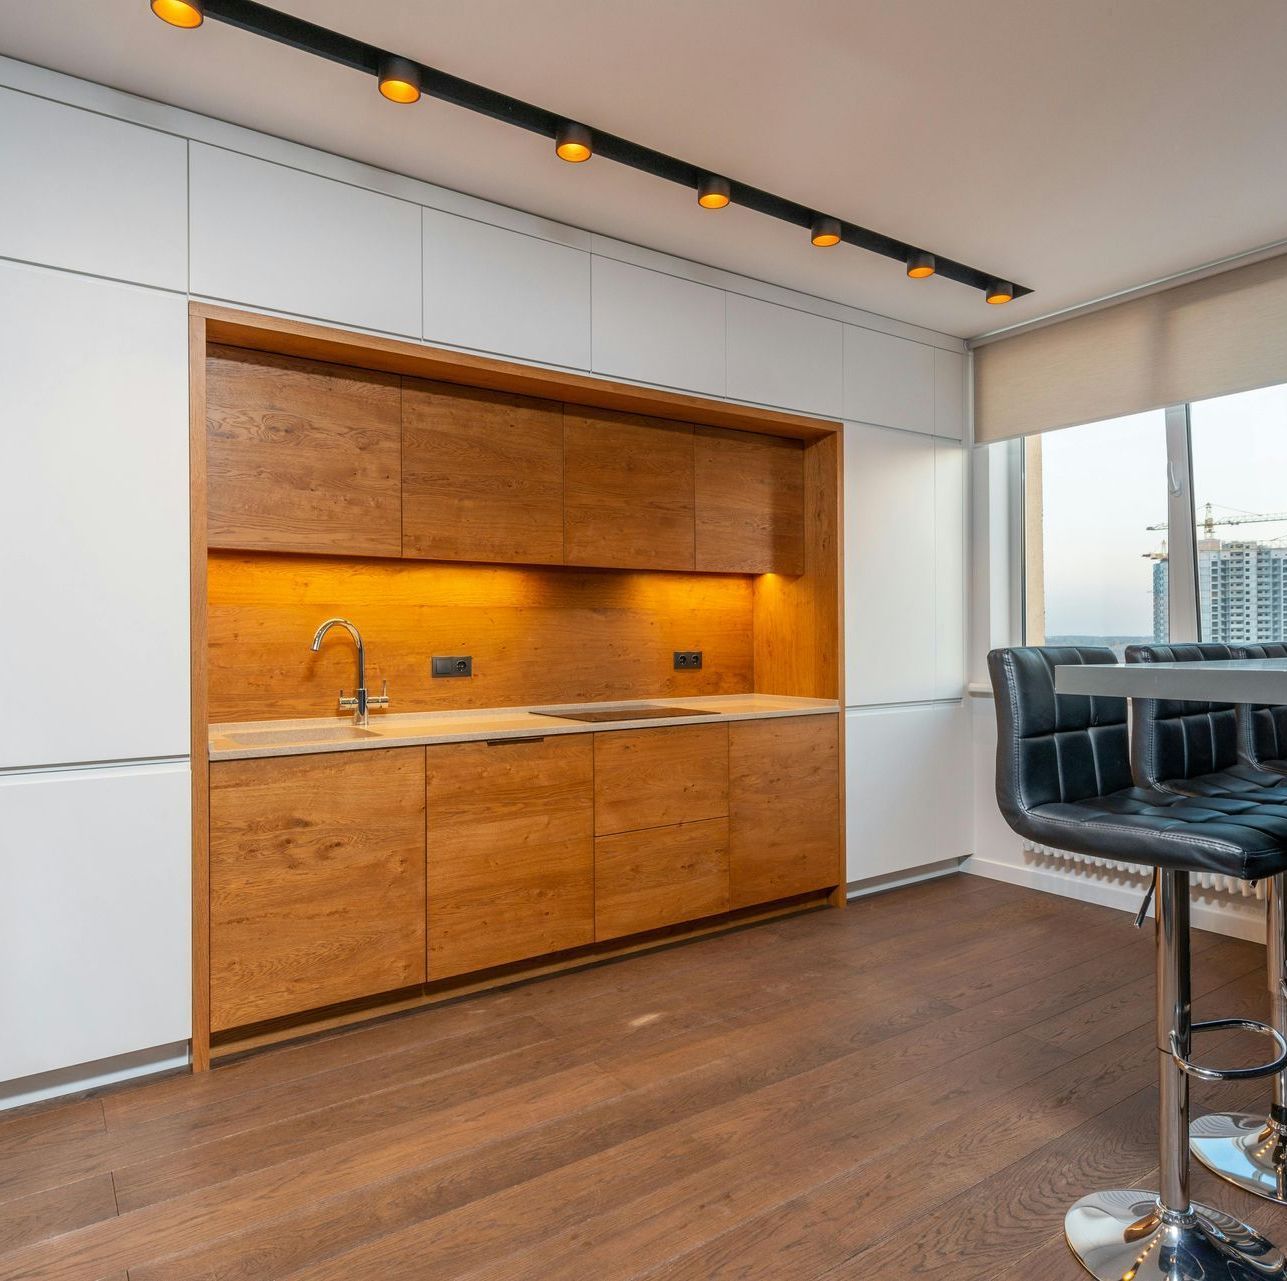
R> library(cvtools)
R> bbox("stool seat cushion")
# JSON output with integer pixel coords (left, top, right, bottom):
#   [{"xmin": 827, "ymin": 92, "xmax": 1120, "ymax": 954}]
[{"xmin": 1158, "ymin": 765, "xmax": 1287, "ymax": 803}]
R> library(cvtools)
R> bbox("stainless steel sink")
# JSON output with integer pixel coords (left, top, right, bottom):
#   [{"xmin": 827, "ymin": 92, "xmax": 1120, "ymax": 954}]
[
  {"xmin": 530, "ymin": 705, "xmax": 710, "ymax": 724},
  {"xmin": 226, "ymin": 725, "xmax": 380, "ymax": 746}
]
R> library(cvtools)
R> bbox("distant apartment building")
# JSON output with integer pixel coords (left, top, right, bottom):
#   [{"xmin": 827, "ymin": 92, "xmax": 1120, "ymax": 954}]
[{"xmin": 1153, "ymin": 538, "xmax": 1287, "ymax": 643}]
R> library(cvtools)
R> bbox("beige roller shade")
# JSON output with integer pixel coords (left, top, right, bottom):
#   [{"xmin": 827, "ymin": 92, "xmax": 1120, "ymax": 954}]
[{"xmin": 974, "ymin": 251, "xmax": 1287, "ymax": 442}]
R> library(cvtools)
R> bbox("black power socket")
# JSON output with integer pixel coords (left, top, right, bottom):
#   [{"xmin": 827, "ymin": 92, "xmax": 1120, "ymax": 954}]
[
  {"xmin": 432, "ymin": 655, "xmax": 473, "ymax": 678},
  {"xmin": 673, "ymin": 651, "xmax": 703, "ymax": 670}
]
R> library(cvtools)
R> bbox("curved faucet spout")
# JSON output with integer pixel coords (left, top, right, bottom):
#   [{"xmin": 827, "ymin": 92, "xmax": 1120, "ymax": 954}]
[{"xmin": 310, "ymin": 617, "xmax": 387, "ymax": 725}]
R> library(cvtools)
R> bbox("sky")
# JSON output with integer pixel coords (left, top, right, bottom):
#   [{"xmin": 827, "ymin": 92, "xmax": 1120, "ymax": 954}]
[{"xmin": 1039, "ymin": 384, "xmax": 1287, "ymax": 638}]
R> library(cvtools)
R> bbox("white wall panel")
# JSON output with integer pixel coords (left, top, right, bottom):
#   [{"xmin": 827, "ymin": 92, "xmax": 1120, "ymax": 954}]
[
  {"xmin": 0, "ymin": 87, "xmax": 187, "ymax": 291},
  {"xmin": 0, "ymin": 263, "xmax": 189, "ymax": 768},
  {"xmin": 845, "ymin": 703, "xmax": 969, "ymax": 882},
  {"xmin": 933, "ymin": 347, "xmax": 967, "ymax": 441},
  {"xmin": 591, "ymin": 256, "xmax": 725, "ymax": 395},
  {"xmin": 842, "ymin": 325, "xmax": 935, "ymax": 434},
  {"xmin": 423, "ymin": 208, "xmax": 590, "ymax": 368},
  {"xmin": 726, "ymin": 293, "xmax": 843, "ymax": 417},
  {"xmin": 190, "ymin": 144, "xmax": 421, "ymax": 336},
  {"xmin": 0, "ymin": 763, "xmax": 191, "ymax": 1082},
  {"xmin": 844, "ymin": 423, "xmax": 936, "ymax": 704},
  {"xmin": 934, "ymin": 439, "xmax": 967, "ymax": 698}
]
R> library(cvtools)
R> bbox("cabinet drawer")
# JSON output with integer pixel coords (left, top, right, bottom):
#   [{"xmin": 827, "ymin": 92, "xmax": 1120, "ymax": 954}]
[
  {"xmin": 210, "ymin": 748, "xmax": 426, "ymax": 1031},
  {"xmin": 427, "ymin": 735, "xmax": 594, "ymax": 978},
  {"xmin": 595, "ymin": 818, "xmax": 730, "ymax": 940},
  {"xmin": 594, "ymin": 723, "xmax": 729, "ymax": 835},
  {"xmin": 730, "ymin": 715, "xmax": 840, "ymax": 907}
]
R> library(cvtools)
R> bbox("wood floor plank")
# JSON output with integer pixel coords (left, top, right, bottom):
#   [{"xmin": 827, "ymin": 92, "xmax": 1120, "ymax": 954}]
[{"xmin": 0, "ymin": 1174, "xmax": 117, "ymax": 1254}]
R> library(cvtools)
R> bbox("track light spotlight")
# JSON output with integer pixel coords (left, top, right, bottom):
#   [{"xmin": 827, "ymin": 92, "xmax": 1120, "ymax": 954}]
[
  {"xmin": 810, "ymin": 216, "xmax": 841, "ymax": 247},
  {"xmin": 906, "ymin": 250, "xmax": 936, "ymax": 279},
  {"xmin": 378, "ymin": 54, "xmax": 421, "ymax": 104},
  {"xmin": 151, "ymin": 0, "xmax": 203, "ymax": 27},
  {"xmin": 697, "ymin": 175, "xmax": 731, "ymax": 209},
  {"xmin": 555, "ymin": 122, "xmax": 593, "ymax": 163},
  {"xmin": 985, "ymin": 279, "xmax": 1015, "ymax": 304}
]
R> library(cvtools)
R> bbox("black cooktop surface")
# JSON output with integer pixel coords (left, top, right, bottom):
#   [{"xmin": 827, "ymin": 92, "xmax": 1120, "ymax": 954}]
[{"xmin": 531, "ymin": 705, "xmax": 711, "ymax": 723}]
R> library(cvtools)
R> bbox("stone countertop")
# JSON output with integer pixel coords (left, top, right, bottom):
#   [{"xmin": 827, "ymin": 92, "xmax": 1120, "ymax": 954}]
[{"xmin": 209, "ymin": 693, "xmax": 840, "ymax": 761}]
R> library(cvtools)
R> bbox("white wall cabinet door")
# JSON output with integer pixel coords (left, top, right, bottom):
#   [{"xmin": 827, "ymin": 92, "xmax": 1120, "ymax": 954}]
[
  {"xmin": 842, "ymin": 325, "xmax": 935, "ymax": 434},
  {"xmin": 0, "ymin": 87, "xmax": 187, "ymax": 291},
  {"xmin": 423, "ymin": 208, "xmax": 591, "ymax": 369},
  {"xmin": 0, "ymin": 763, "xmax": 191, "ymax": 1083},
  {"xmin": 845, "ymin": 703, "xmax": 969, "ymax": 882},
  {"xmin": 725, "ymin": 293, "xmax": 843, "ymax": 417},
  {"xmin": 190, "ymin": 144, "xmax": 421, "ymax": 337},
  {"xmin": 934, "ymin": 439, "xmax": 967, "ymax": 699},
  {"xmin": 591, "ymin": 256, "xmax": 725, "ymax": 396},
  {"xmin": 933, "ymin": 348, "xmax": 968, "ymax": 441},
  {"xmin": 844, "ymin": 423, "xmax": 937, "ymax": 704},
  {"xmin": 0, "ymin": 263, "xmax": 189, "ymax": 769}
]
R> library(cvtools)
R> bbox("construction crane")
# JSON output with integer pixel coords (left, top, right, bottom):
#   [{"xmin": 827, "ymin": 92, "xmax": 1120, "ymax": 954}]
[{"xmin": 1147, "ymin": 503, "xmax": 1287, "ymax": 539}]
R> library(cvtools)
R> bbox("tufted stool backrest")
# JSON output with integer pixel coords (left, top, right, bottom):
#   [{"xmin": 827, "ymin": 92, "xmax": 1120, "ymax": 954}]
[{"xmin": 1237, "ymin": 642, "xmax": 1287, "ymax": 767}]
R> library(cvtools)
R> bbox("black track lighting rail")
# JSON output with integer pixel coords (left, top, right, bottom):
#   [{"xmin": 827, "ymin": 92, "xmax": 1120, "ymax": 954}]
[{"xmin": 199, "ymin": 0, "xmax": 1031, "ymax": 300}]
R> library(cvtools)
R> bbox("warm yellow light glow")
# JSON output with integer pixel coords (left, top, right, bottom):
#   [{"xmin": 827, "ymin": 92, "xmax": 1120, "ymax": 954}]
[
  {"xmin": 698, "ymin": 176, "xmax": 730, "ymax": 209},
  {"xmin": 699, "ymin": 190, "xmax": 730, "ymax": 209},
  {"xmin": 908, "ymin": 265, "xmax": 934, "ymax": 278},
  {"xmin": 556, "ymin": 140, "xmax": 592, "ymax": 163},
  {"xmin": 986, "ymin": 283, "xmax": 1014, "ymax": 304},
  {"xmin": 811, "ymin": 230, "xmax": 841, "ymax": 247},
  {"xmin": 151, "ymin": 0, "xmax": 203, "ymax": 27},
  {"xmin": 379, "ymin": 77, "xmax": 420, "ymax": 104}
]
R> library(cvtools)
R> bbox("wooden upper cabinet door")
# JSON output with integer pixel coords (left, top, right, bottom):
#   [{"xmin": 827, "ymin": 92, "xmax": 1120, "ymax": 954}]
[
  {"xmin": 427, "ymin": 735, "xmax": 594, "ymax": 979},
  {"xmin": 729, "ymin": 714, "xmax": 840, "ymax": 908},
  {"xmin": 402, "ymin": 379, "xmax": 565, "ymax": 564},
  {"xmin": 563, "ymin": 408, "xmax": 695, "ymax": 570},
  {"xmin": 594, "ymin": 723, "xmax": 729, "ymax": 835},
  {"xmin": 209, "ymin": 747, "xmax": 426, "ymax": 1031},
  {"xmin": 694, "ymin": 427, "xmax": 805, "ymax": 574},
  {"xmin": 206, "ymin": 346, "xmax": 402, "ymax": 556}
]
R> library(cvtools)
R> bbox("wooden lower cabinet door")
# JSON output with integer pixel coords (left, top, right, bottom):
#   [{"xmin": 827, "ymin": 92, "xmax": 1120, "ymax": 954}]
[
  {"xmin": 427, "ymin": 736, "xmax": 594, "ymax": 978},
  {"xmin": 595, "ymin": 818, "xmax": 730, "ymax": 941},
  {"xmin": 209, "ymin": 748, "xmax": 427, "ymax": 1031},
  {"xmin": 729, "ymin": 715, "xmax": 841, "ymax": 908},
  {"xmin": 594, "ymin": 723, "xmax": 729, "ymax": 835}
]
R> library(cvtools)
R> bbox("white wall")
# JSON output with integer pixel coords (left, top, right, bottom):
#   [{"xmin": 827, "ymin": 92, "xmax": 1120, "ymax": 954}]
[{"xmin": 0, "ymin": 54, "xmax": 970, "ymax": 1103}]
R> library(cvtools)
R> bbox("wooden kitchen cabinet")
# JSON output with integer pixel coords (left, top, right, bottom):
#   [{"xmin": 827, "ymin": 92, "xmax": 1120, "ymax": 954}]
[
  {"xmin": 729, "ymin": 714, "xmax": 840, "ymax": 907},
  {"xmin": 593, "ymin": 723, "xmax": 729, "ymax": 835},
  {"xmin": 206, "ymin": 346, "xmax": 402, "ymax": 556},
  {"xmin": 694, "ymin": 426, "xmax": 804, "ymax": 574},
  {"xmin": 427, "ymin": 735, "xmax": 594, "ymax": 978},
  {"xmin": 209, "ymin": 748, "xmax": 427, "ymax": 1031},
  {"xmin": 563, "ymin": 407, "xmax": 696, "ymax": 570},
  {"xmin": 595, "ymin": 818, "xmax": 730, "ymax": 940},
  {"xmin": 401, "ymin": 379, "xmax": 565, "ymax": 565}
]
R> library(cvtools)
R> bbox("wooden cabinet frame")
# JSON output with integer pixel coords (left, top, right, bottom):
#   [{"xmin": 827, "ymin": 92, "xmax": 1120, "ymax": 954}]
[{"xmin": 189, "ymin": 302, "xmax": 846, "ymax": 1068}]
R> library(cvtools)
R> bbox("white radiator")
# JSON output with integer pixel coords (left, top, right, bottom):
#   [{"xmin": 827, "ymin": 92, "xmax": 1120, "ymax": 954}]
[{"xmin": 1023, "ymin": 840, "xmax": 1268, "ymax": 901}]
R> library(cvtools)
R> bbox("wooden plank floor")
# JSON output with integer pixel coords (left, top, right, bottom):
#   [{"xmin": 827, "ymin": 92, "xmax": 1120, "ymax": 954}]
[{"xmin": 2, "ymin": 873, "xmax": 1285, "ymax": 1280}]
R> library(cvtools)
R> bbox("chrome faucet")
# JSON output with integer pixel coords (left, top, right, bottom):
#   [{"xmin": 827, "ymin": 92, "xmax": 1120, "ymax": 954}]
[{"xmin": 310, "ymin": 617, "xmax": 389, "ymax": 726}]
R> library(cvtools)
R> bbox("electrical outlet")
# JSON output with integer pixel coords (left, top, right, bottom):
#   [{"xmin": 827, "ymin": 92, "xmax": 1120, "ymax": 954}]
[
  {"xmin": 432, "ymin": 655, "xmax": 473, "ymax": 678},
  {"xmin": 673, "ymin": 650, "xmax": 703, "ymax": 670}
]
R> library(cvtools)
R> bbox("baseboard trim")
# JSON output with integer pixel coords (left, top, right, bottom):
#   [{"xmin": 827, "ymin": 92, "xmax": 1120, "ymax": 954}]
[
  {"xmin": 847, "ymin": 859, "xmax": 964, "ymax": 900},
  {"xmin": 0, "ymin": 1042, "xmax": 190, "ymax": 1114},
  {"xmin": 962, "ymin": 854, "xmax": 1266, "ymax": 942}
]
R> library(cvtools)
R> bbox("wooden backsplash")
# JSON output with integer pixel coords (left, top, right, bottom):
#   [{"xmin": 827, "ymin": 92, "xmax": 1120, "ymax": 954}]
[{"xmin": 207, "ymin": 551, "xmax": 755, "ymax": 723}]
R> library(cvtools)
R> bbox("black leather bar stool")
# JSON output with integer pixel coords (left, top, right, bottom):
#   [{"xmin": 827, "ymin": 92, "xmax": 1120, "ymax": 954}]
[
  {"xmin": 1127, "ymin": 642, "xmax": 1287, "ymax": 1204},
  {"xmin": 990, "ymin": 646, "xmax": 1287, "ymax": 1280}
]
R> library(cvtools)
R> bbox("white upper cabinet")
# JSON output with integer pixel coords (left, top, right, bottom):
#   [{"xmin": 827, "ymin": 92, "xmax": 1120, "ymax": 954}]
[
  {"xmin": 725, "ymin": 294, "xmax": 843, "ymax": 418},
  {"xmin": 591, "ymin": 256, "xmax": 725, "ymax": 396},
  {"xmin": 844, "ymin": 702, "xmax": 969, "ymax": 882},
  {"xmin": 0, "ymin": 763, "xmax": 191, "ymax": 1082},
  {"xmin": 423, "ymin": 209, "xmax": 591, "ymax": 369},
  {"xmin": 0, "ymin": 87, "xmax": 186, "ymax": 290},
  {"xmin": 0, "ymin": 263, "xmax": 189, "ymax": 769},
  {"xmin": 933, "ymin": 439, "xmax": 967, "ymax": 699},
  {"xmin": 842, "ymin": 325, "xmax": 935, "ymax": 435},
  {"xmin": 844, "ymin": 423, "xmax": 936, "ymax": 705},
  {"xmin": 189, "ymin": 144, "xmax": 420, "ymax": 336},
  {"xmin": 933, "ymin": 347, "xmax": 968, "ymax": 441}
]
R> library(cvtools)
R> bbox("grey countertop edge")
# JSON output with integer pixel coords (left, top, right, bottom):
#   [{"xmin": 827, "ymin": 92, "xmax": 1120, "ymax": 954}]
[{"xmin": 209, "ymin": 696, "xmax": 841, "ymax": 762}]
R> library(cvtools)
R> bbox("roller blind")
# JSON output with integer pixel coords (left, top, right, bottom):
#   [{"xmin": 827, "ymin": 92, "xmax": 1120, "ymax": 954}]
[{"xmin": 974, "ymin": 251, "xmax": 1287, "ymax": 442}]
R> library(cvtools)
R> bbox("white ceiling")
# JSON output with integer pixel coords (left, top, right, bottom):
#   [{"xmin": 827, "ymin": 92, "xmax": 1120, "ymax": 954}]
[{"xmin": 4, "ymin": 0, "xmax": 1287, "ymax": 339}]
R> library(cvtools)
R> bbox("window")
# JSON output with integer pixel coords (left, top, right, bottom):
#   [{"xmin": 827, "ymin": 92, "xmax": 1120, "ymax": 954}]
[
  {"xmin": 1024, "ymin": 410, "xmax": 1169, "ymax": 657},
  {"xmin": 1189, "ymin": 385, "xmax": 1287, "ymax": 644}
]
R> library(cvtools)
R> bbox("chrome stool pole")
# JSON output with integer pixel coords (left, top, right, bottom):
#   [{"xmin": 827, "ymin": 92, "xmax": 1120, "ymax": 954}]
[
  {"xmin": 1192, "ymin": 871, "xmax": 1287, "ymax": 1203},
  {"xmin": 1065, "ymin": 870, "xmax": 1287, "ymax": 1280}
]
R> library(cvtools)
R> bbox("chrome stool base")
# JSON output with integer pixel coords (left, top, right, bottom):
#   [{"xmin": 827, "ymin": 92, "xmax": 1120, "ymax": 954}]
[
  {"xmin": 1192, "ymin": 1112, "xmax": 1287, "ymax": 1204},
  {"xmin": 1065, "ymin": 1190, "xmax": 1287, "ymax": 1280}
]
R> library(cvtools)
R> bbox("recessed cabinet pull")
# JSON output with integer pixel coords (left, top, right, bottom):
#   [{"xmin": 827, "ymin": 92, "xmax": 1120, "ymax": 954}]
[{"xmin": 485, "ymin": 736, "xmax": 546, "ymax": 746}]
